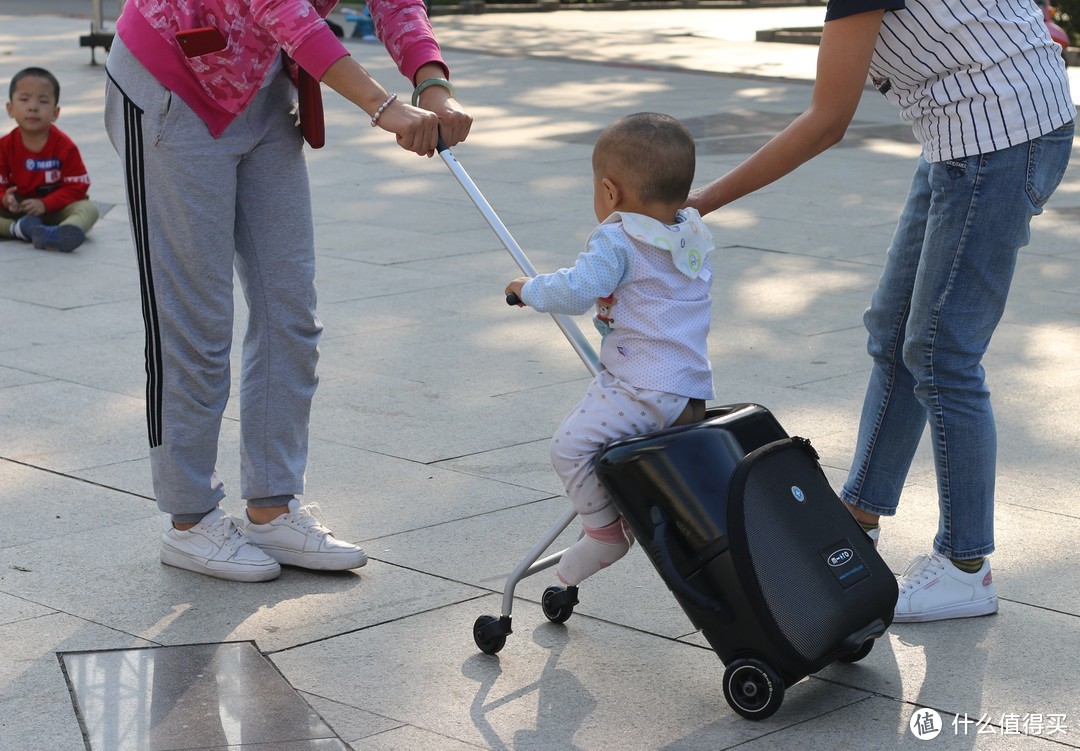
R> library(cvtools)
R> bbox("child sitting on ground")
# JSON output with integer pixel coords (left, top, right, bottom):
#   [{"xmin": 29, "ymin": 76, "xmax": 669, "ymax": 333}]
[
  {"xmin": 1, "ymin": 67, "xmax": 99, "ymax": 252},
  {"xmin": 505, "ymin": 112, "xmax": 716, "ymax": 586}
]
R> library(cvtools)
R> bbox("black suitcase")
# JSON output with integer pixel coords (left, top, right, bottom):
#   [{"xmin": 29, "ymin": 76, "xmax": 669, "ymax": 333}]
[
  {"xmin": 595, "ymin": 402, "xmax": 898, "ymax": 720},
  {"xmin": 438, "ymin": 142, "xmax": 897, "ymax": 720}
]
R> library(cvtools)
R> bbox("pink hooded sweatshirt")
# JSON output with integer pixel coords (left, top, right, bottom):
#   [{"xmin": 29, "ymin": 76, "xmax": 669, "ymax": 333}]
[{"xmin": 116, "ymin": 0, "xmax": 448, "ymax": 137}]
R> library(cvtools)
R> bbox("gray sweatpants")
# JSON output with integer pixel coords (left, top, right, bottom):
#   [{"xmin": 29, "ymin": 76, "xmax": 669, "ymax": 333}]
[{"xmin": 104, "ymin": 38, "xmax": 321, "ymax": 519}]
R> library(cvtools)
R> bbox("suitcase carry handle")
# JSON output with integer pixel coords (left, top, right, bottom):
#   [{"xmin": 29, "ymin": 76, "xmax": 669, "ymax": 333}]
[{"xmin": 649, "ymin": 507, "xmax": 732, "ymax": 621}]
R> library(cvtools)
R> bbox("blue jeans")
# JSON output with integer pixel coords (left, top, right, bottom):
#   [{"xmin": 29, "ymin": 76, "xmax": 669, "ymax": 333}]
[{"xmin": 840, "ymin": 122, "xmax": 1074, "ymax": 559}]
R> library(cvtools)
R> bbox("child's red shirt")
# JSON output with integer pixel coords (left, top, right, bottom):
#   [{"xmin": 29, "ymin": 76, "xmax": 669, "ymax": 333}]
[{"xmin": 0, "ymin": 126, "xmax": 91, "ymax": 213}]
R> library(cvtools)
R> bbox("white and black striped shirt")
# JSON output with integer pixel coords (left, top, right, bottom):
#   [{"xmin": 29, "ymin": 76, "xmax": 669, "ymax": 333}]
[{"xmin": 827, "ymin": 0, "xmax": 1074, "ymax": 162}]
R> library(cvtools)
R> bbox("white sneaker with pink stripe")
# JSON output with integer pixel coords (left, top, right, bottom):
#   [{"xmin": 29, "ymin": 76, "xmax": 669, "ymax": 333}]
[{"xmin": 894, "ymin": 552, "xmax": 997, "ymax": 623}]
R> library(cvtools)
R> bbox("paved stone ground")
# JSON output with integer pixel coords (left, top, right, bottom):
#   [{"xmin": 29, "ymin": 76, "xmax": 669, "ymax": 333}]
[{"xmin": 1, "ymin": 6, "xmax": 1078, "ymax": 750}]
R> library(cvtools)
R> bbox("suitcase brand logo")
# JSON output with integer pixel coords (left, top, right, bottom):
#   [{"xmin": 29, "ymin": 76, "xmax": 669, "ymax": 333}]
[
  {"xmin": 790, "ymin": 486, "xmax": 805, "ymax": 502},
  {"xmin": 828, "ymin": 548, "xmax": 854, "ymax": 567},
  {"xmin": 820, "ymin": 541, "xmax": 870, "ymax": 588}
]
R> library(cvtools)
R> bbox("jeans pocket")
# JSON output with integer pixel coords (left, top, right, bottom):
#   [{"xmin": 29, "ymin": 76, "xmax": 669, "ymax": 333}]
[{"xmin": 1026, "ymin": 122, "xmax": 1075, "ymax": 208}]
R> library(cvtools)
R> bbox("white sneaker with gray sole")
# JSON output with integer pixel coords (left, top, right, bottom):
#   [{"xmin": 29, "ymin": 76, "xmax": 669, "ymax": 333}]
[
  {"xmin": 243, "ymin": 499, "xmax": 367, "ymax": 570},
  {"xmin": 161, "ymin": 507, "xmax": 281, "ymax": 582}
]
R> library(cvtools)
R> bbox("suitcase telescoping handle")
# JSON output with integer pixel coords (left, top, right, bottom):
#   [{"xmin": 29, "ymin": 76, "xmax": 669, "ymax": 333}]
[
  {"xmin": 437, "ymin": 138, "xmax": 602, "ymax": 377},
  {"xmin": 649, "ymin": 507, "xmax": 733, "ymax": 622}
]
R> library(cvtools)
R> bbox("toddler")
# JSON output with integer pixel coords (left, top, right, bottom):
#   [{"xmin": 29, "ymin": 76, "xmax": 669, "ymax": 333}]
[
  {"xmin": 1, "ymin": 67, "xmax": 99, "ymax": 252},
  {"xmin": 506, "ymin": 112, "xmax": 716, "ymax": 586}
]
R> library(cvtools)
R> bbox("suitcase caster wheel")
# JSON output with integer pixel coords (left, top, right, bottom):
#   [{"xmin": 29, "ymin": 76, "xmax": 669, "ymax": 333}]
[
  {"xmin": 723, "ymin": 658, "xmax": 784, "ymax": 720},
  {"xmin": 541, "ymin": 585, "xmax": 578, "ymax": 624},
  {"xmin": 837, "ymin": 638, "xmax": 875, "ymax": 663},
  {"xmin": 473, "ymin": 614, "xmax": 508, "ymax": 655}
]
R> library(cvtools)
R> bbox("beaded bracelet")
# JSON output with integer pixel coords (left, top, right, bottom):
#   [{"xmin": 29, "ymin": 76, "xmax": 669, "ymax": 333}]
[
  {"xmin": 370, "ymin": 93, "xmax": 398, "ymax": 127},
  {"xmin": 411, "ymin": 77, "xmax": 455, "ymax": 107}
]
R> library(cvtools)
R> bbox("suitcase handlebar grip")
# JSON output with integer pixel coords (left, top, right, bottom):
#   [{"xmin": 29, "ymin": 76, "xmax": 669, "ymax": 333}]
[
  {"xmin": 506, "ymin": 292, "xmax": 522, "ymax": 306},
  {"xmin": 649, "ymin": 507, "xmax": 732, "ymax": 621}
]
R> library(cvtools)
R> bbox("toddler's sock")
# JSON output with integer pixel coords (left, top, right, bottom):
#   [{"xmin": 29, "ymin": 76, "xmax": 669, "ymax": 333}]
[{"xmin": 556, "ymin": 518, "xmax": 634, "ymax": 586}]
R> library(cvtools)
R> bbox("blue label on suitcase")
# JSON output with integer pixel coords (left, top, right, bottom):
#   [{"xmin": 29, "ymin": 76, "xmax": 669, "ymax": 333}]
[{"xmin": 820, "ymin": 540, "xmax": 871, "ymax": 589}]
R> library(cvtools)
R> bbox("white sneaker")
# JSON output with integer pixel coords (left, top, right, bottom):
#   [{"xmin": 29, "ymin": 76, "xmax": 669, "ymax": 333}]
[
  {"xmin": 894, "ymin": 553, "xmax": 997, "ymax": 623},
  {"xmin": 243, "ymin": 499, "xmax": 367, "ymax": 570},
  {"xmin": 161, "ymin": 508, "xmax": 281, "ymax": 582}
]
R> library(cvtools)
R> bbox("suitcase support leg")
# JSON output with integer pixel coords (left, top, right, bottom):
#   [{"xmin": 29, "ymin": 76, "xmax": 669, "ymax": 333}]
[
  {"xmin": 473, "ymin": 507, "xmax": 579, "ymax": 654},
  {"xmin": 500, "ymin": 506, "xmax": 578, "ymax": 618}
]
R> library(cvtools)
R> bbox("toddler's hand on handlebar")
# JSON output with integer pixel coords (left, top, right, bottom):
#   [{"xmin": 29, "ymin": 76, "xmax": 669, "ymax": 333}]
[{"xmin": 505, "ymin": 277, "xmax": 529, "ymax": 307}]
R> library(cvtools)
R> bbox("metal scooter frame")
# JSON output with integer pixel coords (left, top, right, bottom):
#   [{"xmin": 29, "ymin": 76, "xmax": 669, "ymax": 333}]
[{"xmin": 438, "ymin": 141, "xmax": 598, "ymax": 654}]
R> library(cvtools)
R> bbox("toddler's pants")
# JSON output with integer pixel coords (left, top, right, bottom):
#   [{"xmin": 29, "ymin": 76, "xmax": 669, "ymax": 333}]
[{"xmin": 551, "ymin": 369, "xmax": 693, "ymax": 529}]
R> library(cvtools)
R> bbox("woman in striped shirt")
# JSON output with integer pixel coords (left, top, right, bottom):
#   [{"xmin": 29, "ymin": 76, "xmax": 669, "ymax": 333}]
[{"xmin": 689, "ymin": 0, "xmax": 1073, "ymax": 623}]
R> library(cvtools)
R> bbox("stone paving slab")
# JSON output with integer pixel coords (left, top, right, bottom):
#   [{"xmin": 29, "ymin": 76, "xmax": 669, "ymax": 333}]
[{"xmin": 272, "ymin": 595, "xmax": 874, "ymax": 751}]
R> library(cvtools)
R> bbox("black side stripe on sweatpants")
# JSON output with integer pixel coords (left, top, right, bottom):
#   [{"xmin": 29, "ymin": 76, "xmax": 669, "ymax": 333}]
[{"xmin": 119, "ymin": 87, "xmax": 163, "ymax": 449}]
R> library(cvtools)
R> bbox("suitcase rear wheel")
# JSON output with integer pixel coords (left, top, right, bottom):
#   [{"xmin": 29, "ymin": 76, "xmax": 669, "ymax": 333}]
[
  {"xmin": 541, "ymin": 585, "xmax": 578, "ymax": 624},
  {"xmin": 723, "ymin": 658, "xmax": 784, "ymax": 720}
]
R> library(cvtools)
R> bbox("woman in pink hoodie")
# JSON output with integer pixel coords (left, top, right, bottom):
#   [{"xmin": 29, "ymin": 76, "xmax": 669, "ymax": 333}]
[{"xmin": 103, "ymin": 0, "xmax": 471, "ymax": 583}]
